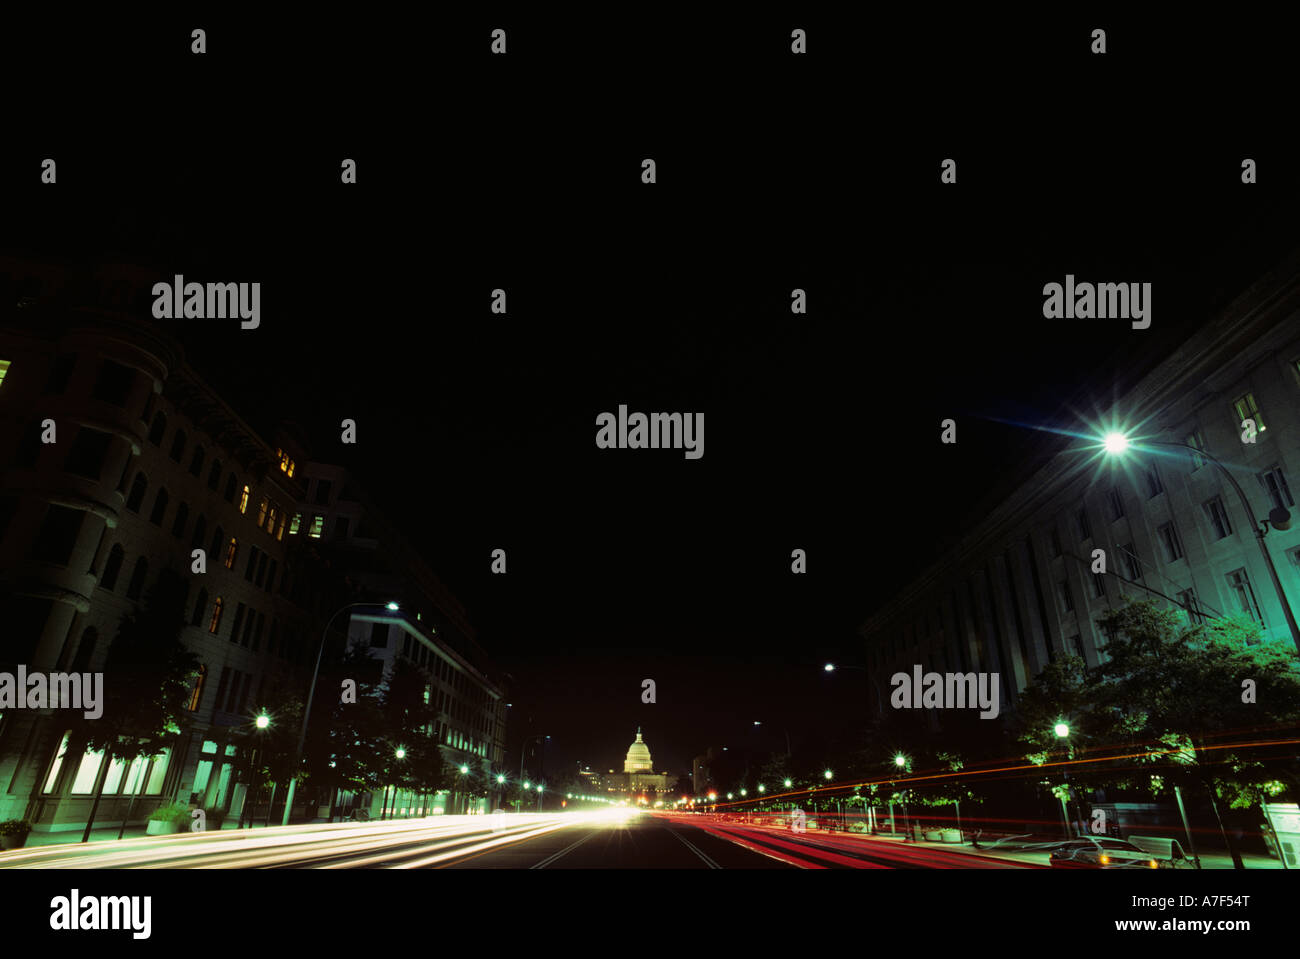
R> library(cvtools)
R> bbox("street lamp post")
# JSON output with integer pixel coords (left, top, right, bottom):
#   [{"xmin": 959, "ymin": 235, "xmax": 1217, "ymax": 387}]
[
  {"xmin": 282, "ymin": 600, "xmax": 399, "ymax": 826},
  {"xmin": 1106, "ymin": 435, "xmax": 1300, "ymax": 653}
]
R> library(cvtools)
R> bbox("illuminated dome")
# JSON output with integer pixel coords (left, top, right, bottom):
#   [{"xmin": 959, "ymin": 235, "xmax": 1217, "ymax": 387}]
[{"xmin": 624, "ymin": 727, "xmax": 653, "ymax": 772}]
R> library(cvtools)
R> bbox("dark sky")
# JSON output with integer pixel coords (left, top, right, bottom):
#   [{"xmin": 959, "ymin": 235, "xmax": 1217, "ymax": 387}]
[{"xmin": 6, "ymin": 12, "xmax": 1299, "ymax": 779}]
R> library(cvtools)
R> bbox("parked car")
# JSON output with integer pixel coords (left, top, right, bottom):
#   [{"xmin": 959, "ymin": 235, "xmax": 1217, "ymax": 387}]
[{"xmin": 1049, "ymin": 837, "xmax": 1160, "ymax": 869}]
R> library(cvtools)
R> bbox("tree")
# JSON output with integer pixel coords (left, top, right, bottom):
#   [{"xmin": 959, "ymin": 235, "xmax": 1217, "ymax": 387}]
[{"xmin": 75, "ymin": 568, "xmax": 200, "ymax": 842}]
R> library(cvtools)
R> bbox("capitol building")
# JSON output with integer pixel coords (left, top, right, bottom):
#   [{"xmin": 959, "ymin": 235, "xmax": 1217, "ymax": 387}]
[{"xmin": 602, "ymin": 728, "xmax": 674, "ymax": 801}]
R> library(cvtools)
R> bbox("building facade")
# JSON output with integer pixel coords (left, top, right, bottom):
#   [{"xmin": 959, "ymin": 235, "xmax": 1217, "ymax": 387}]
[{"xmin": 859, "ymin": 250, "xmax": 1300, "ymax": 728}]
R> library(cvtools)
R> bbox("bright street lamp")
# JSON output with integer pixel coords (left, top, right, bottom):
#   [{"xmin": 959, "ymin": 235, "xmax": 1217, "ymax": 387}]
[
  {"xmin": 824, "ymin": 769, "xmax": 833, "ymax": 780},
  {"xmin": 1054, "ymin": 723, "xmax": 1070, "ymax": 739},
  {"xmin": 783, "ymin": 779, "xmax": 792, "ymax": 788}
]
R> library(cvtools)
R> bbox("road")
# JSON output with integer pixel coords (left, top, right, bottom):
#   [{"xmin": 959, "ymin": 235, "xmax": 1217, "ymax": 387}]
[{"xmin": 0, "ymin": 808, "xmax": 1043, "ymax": 869}]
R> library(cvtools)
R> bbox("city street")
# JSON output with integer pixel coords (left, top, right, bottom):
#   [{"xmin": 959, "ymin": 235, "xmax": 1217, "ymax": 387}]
[{"xmin": 0, "ymin": 810, "xmax": 1046, "ymax": 869}]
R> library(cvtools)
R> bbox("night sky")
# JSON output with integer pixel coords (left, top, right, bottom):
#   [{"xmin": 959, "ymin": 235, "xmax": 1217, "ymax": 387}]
[{"xmin": 6, "ymin": 12, "xmax": 1299, "ymax": 780}]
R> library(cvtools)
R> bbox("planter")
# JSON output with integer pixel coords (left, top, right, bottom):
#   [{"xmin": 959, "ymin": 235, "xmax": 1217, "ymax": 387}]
[
  {"xmin": 941, "ymin": 829, "xmax": 962, "ymax": 843},
  {"xmin": 146, "ymin": 819, "xmax": 185, "ymax": 836},
  {"xmin": 0, "ymin": 834, "xmax": 28, "ymax": 851}
]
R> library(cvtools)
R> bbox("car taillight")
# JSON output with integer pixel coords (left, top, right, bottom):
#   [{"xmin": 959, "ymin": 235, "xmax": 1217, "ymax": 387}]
[
  {"xmin": 1099, "ymin": 854, "xmax": 1110, "ymax": 864},
  {"xmin": 1149, "ymin": 860, "xmax": 1158, "ymax": 869}
]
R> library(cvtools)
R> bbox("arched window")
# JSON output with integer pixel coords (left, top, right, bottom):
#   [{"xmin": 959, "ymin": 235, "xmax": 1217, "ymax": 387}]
[
  {"xmin": 172, "ymin": 501, "xmax": 189, "ymax": 538},
  {"xmin": 191, "ymin": 513, "xmax": 207, "ymax": 551},
  {"xmin": 188, "ymin": 665, "xmax": 207, "ymax": 712},
  {"xmin": 208, "ymin": 597, "xmax": 224, "ymax": 634},
  {"xmin": 189, "ymin": 445, "xmax": 205, "ymax": 477},
  {"xmin": 224, "ymin": 537, "xmax": 238, "ymax": 569},
  {"xmin": 223, "ymin": 473, "xmax": 237, "ymax": 503},
  {"xmin": 71, "ymin": 627, "xmax": 98, "ymax": 672},
  {"xmin": 125, "ymin": 473, "xmax": 147, "ymax": 512},
  {"xmin": 238, "ymin": 484, "xmax": 250, "ymax": 514},
  {"xmin": 169, "ymin": 429, "xmax": 186, "ymax": 462},
  {"xmin": 149, "ymin": 487, "xmax": 169, "ymax": 526},
  {"xmin": 126, "ymin": 556, "xmax": 148, "ymax": 600},
  {"xmin": 210, "ymin": 526, "xmax": 224, "ymax": 560},
  {"xmin": 191, "ymin": 588, "xmax": 208, "ymax": 627},
  {"xmin": 147, "ymin": 411, "xmax": 167, "ymax": 446},
  {"xmin": 207, "ymin": 459, "xmax": 222, "ymax": 491},
  {"xmin": 100, "ymin": 544, "xmax": 125, "ymax": 590}
]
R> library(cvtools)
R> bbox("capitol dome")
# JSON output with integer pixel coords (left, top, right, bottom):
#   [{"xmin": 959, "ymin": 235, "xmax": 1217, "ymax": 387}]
[{"xmin": 624, "ymin": 727, "xmax": 653, "ymax": 772}]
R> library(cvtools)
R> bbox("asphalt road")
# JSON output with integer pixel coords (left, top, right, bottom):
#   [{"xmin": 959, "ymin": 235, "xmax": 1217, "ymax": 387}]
[{"xmin": 0, "ymin": 810, "xmax": 1043, "ymax": 868}]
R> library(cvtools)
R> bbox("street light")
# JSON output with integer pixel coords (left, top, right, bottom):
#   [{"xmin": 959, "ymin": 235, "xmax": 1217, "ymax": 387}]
[
  {"xmin": 783, "ymin": 778, "xmax": 792, "ymax": 788},
  {"xmin": 1104, "ymin": 433, "xmax": 1300, "ymax": 653},
  {"xmin": 282, "ymin": 600, "xmax": 399, "ymax": 826},
  {"xmin": 824, "ymin": 769, "xmax": 833, "ymax": 780},
  {"xmin": 1054, "ymin": 723, "xmax": 1070, "ymax": 739}
]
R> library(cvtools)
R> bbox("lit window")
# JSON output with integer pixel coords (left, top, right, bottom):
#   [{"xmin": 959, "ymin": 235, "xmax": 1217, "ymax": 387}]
[
  {"xmin": 276, "ymin": 448, "xmax": 296, "ymax": 477},
  {"xmin": 308, "ymin": 515, "xmax": 323, "ymax": 539},
  {"xmin": 224, "ymin": 537, "xmax": 238, "ymax": 569},
  {"xmin": 239, "ymin": 485, "xmax": 250, "ymax": 514},
  {"xmin": 1232, "ymin": 393, "xmax": 1265, "ymax": 433},
  {"xmin": 188, "ymin": 665, "xmax": 207, "ymax": 711},
  {"xmin": 0, "ymin": 359, "xmax": 10, "ymax": 389},
  {"xmin": 209, "ymin": 598, "xmax": 223, "ymax": 634},
  {"xmin": 289, "ymin": 513, "xmax": 301, "ymax": 535},
  {"xmin": 257, "ymin": 497, "xmax": 268, "ymax": 528},
  {"xmin": 1184, "ymin": 430, "xmax": 1207, "ymax": 470},
  {"xmin": 275, "ymin": 512, "xmax": 287, "ymax": 541},
  {"xmin": 266, "ymin": 504, "xmax": 277, "ymax": 535}
]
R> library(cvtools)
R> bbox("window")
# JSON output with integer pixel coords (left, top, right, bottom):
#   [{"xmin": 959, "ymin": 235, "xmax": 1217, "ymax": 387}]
[
  {"xmin": 255, "ymin": 552, "xmax": 268, "ymax": 588},
  {"xmin": 1203, "ymin": 497, "xmax": 1233, "ymax": 539},
  {"xmin": 1076, "ymin": 508, "xmax": 1092, "ymax": 541},
  {"xmin": 1259, "ymin": 466, "xmax": 1294, "ymax": 512},
  {"xmin": 188, "ymin": 665, "xmax": 207, "ymax": 711},
  {"xmin": 1226, "ymin": 568, "xmax": 1265, "ymax": 627},
  {"xmin": 125, "ymin": 473, "xmax": 148, "ymax": 512},
  {"xmin": 238, "ymin": 485, "xmax": 250, "ymax": 515},
  {"xmin": 252, "ymin": 613, "xmax": 264, "ymax": 651},
  {"xmin": 265, "ymin": 559, "xmax": 278, "ymax": 593},
  {"xmin": 231, "ymin": 603, "xmax": 245, "ymax": 641},
  {"xmin": 1119, "ymin": 543, "xmax": 1142, "ymax": 580},
  {"xmin": 149, "ymin": 487, "xmax": 169, "ymax": 526},
  {"xmin": 1144, "ymin": 465, "xmax": 1164, "ymax": 498},
  {"xmin": 191, "ymin": 588, "xmax": 209, "ymax": 627},
  {"xmin": 1092, "ymin": 571, "xmax": 1106, "ymax": 598},
  {"xmin": 169, "ymin": 429, "xmax": 187, "ymax": 463},
  {"xmin": 1232, "ymin": 392, "xmax": 1265, "ymax": 434},
  {"xmin": 213, "ymin": 668, "xmax": 230, "ymax": 714},
  {"xmin": 32, "ymin": 505, "xmax": 84, "ymax": 565},
  {"xmin": 308, "ymin": 515, "xmax": 323, "ymax": 539},
  {"xmin": 224, "ymin": 537, "xmax": 238, "ymax": 569},
  {"xmin": 208, "ymin": 459, "xmax": 222, "ymax": 491},
  {"xmin": 210, "ymin": 526, "xmax": 224, "ymax": 559},
  {"xmin": 370, "ymin": 622, "xmax": 389, "ymax": 648},
  {"xmin": 100, "ymin": 544, "xmax": 125, "ymax": 591},
  {"xmin": 256, "ymin": 497, "xmax": 268, "ymax": 528},
  {"xmin": 1176, "ymin": 588, "xmax": 1205, "ymax": 625},
  {"xmin": 276, "ymin": 448, "xmax": 296, "ymax": 476},
  {"xmin": 147, "ymin": 411, "xmax": 167, "ymax": 446},
  {"xmin": 171, "ymin": 501, "xmax": 189, "ymax": 538},
  {"xmin": 289, "ymin": 513, "xmax": 302, "ymax": 536},
  {"xmin": 1157, "ymin": 523, "xmax": 1184, "ymax": 562},
  {"xmin": 224, "ymin": 474, "xmax": 237, "ymax": 503},
  {"xmin": 191, "ymin": 514, "xmax": 207, "ymax": 551},
  {"xmin": 1049, "ymin": 528, "xmax": 1062, "ymax": 558},
  {"xmin": 0, "ymin": 358, "xmax": 10, "ymax": 389},
  {"xmin": 314, "ymin": 479, "xmax": 332, "ymax": 506},
  {"xmin": 1107, "ymin": 488, "xmax": 1125, "ymax": 521},
  {"xmin": 275, "ymin": 512, "xmax": 287, "ymax": 541},
  {"xmin": 1056, "ymin": 580, "xmax": 1074, "ymax": 613},
  {"xmin": 265, "ymin": 504, "xmax": 277, "ymax": 536},
  {"xmin": 245, "ymin": 545, "xmax": 260, "ymax": 581},
  {"xmin": 1185, "ymin": 429, "xmax": 1207, "ymax": 470},
  {"xmin": 64, "ymin": 427, "xmax": 113, "ymax": 480},
  {"xmin": 126, "ymin": 556, "xmax": 148, "ymax": 600},
  {"xmin": 189, "ymin": 445, "xmax": 205, "ymax": 477},
  {"xmin": 91, "ymin": 359, "xmax": 134, "ymax": 407}
]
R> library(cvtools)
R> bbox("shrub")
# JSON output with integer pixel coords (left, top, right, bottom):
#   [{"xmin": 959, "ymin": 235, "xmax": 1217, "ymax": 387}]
[
  {"xmin": 0, "ymin": 820, "xmax": 32, "ymax": 837},
  {"xmin": 147, "ymin": 802, "xmax": 191, "ymax": 823}
]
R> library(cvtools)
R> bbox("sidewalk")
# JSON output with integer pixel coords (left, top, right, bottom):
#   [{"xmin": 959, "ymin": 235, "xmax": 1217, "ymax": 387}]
[{"xmin": 852, "ymin": 830, "xmax": 1284, "ymax": 869}]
